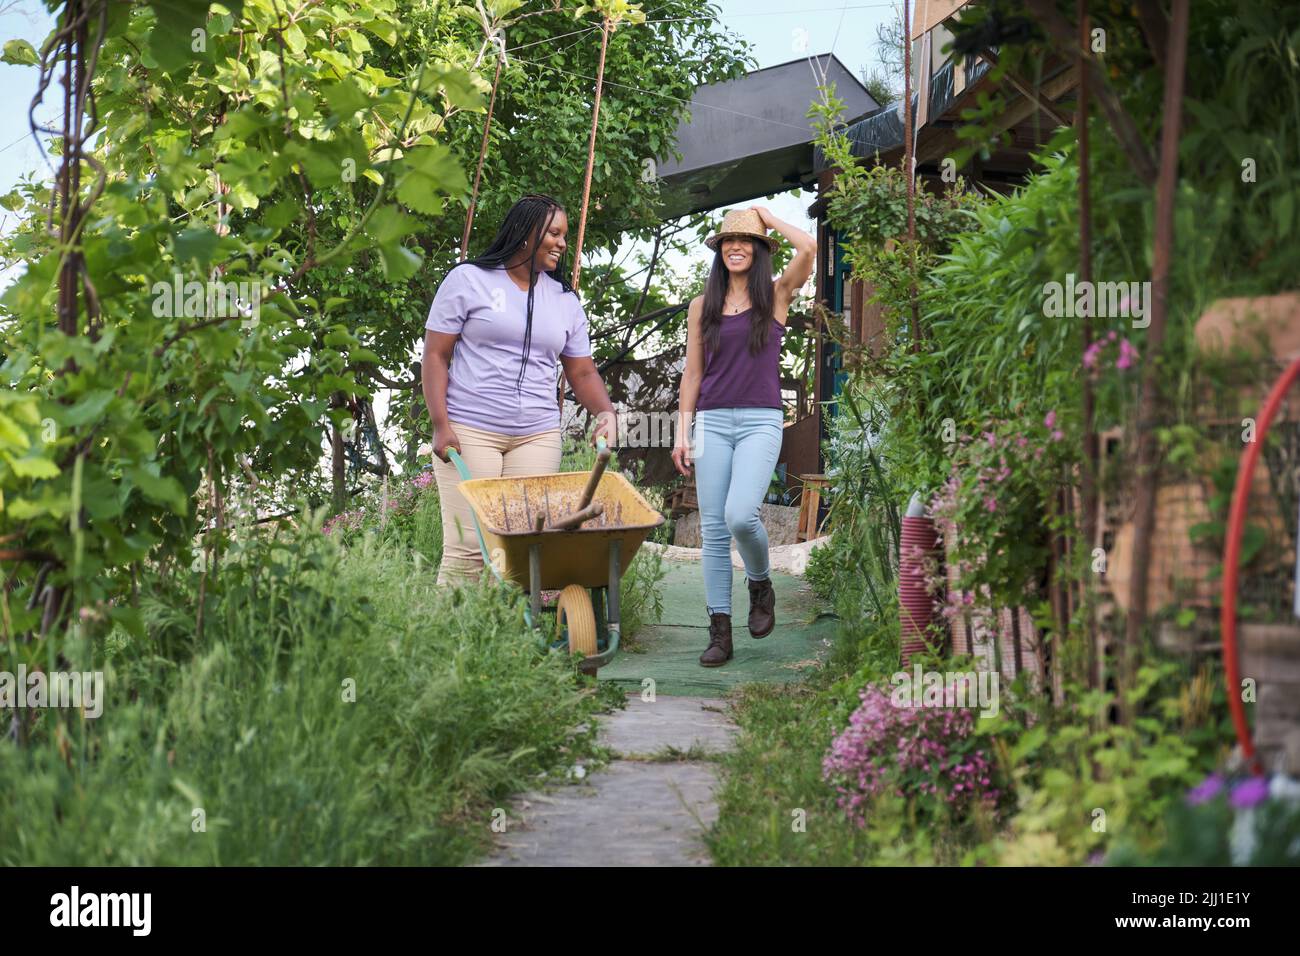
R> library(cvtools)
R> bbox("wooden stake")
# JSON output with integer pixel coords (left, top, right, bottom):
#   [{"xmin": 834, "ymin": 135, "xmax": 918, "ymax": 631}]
[
  {"xmin": 461, "ymin": 51, "xmax": 504, "ymax": 261},
  {"xmin": 1124, "ymin": 0, "xmax": 1190, "ymax": 718},
  {"xmin": 1077, "ymin": 0, "xmax": 1100, "ymax": 692},
  {"xmin": 570, "ymin": 16, "xmax": 611, "ymax": 291}
]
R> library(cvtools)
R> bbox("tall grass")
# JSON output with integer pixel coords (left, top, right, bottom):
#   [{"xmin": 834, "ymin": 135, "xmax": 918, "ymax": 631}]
[{"xmin": 0, "ymin": 518, "xmax": 610, "ymax": 865}]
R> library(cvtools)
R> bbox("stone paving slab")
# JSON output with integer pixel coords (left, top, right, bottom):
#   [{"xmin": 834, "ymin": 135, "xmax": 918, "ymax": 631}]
[
  {"xmin": 478, "ymin": 761, "xmax": 720, "ymax": 867},
  {"xmin": 478, "ymin": 695, "xmax": 733, "ymax": 867},
  {"xmin": 598, "ymin": 694, "xmax": 736, "ymax": 756}
]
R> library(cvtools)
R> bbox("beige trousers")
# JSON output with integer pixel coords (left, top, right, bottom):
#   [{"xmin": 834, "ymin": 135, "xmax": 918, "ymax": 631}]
[{"xmin": 432, "ymin": 419, "xmax": 562, "ymax": 586}]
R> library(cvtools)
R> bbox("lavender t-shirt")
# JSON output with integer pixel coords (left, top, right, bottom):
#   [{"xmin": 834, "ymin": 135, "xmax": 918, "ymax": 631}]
[{"xmin": 425, "ymin": 264, "xmax": 592, "ymax": 435}]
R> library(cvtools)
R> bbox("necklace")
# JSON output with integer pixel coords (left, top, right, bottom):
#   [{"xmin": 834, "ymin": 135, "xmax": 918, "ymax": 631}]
[{"xmin": 724, "ymin": 295, "xmax": 750, "ymax": 315}]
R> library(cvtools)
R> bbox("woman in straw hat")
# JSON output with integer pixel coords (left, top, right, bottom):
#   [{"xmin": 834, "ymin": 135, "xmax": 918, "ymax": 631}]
[
  {"xmin": 671, "ymin": 206, "xmax": 816, "ymax": 666},
  {"xmin": 422, "ymin": 194, "xmax": 617, "ymax": 586}
]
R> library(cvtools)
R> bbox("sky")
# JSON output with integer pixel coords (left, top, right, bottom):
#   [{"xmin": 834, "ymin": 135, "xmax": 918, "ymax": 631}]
[
  {"xmin": 686, "ymin": 0, "xmax": 897, "ymax": 236},
  {"xmin": 0, "ymin": 2, "xmax": 58, "ymax": 204}
]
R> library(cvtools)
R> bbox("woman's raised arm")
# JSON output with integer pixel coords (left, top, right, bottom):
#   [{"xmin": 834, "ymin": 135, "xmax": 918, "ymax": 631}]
[{"xmin": 751, "ymin": 205, "xmax": 816, "ymax": 304}]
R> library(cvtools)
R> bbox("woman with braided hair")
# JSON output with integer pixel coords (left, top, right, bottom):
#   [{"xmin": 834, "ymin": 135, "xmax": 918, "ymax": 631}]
[{"xmin": 422, "ymin": 194, "xmax": 616, "ymax": 586}]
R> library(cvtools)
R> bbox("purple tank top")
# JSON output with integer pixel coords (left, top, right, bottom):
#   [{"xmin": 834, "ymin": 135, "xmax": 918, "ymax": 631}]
[{"xmin": 697, "ymin": 308, "xmax": 784, "ymax": 411}]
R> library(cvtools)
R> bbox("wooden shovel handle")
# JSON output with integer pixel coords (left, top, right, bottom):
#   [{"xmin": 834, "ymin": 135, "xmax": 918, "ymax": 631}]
[
  {"xmin": 550, "ymin": 501, "xmax": 604, "ymax": 531},
  {"xmin": 577, "ymin": 446, "xmax": 612, "ymax": 512}
]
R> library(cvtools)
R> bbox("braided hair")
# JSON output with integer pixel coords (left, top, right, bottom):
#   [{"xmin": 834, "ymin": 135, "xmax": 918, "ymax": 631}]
[{"xmin": 452, "ymin": 193, "xmax": 576, "ymax": 391}]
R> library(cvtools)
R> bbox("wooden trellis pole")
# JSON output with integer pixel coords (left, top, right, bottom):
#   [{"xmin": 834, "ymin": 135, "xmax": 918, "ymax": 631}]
[
  {"xmin": 902, "ymin": 0, "xmax": 921, "ymax": 352},
  {"xmin": 461, "ymin": 37, "xmax": 505, "ymax": 261},
  {"xmin": 1124, "ymin": 0, "xmax": 1190, "ymax": 709},
  {"xmin": 570, "ymin": 15, "xmax": 612, "ymax": 291},
  {"xmin": 1077, "ymin": 0, "xmax": 1100, "ymax": 690}
]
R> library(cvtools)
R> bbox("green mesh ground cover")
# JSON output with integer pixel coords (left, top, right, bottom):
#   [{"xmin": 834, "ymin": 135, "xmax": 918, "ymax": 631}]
[{"xmin": 599, "ymin": 559, "xmax": 837, "ymax": 698}]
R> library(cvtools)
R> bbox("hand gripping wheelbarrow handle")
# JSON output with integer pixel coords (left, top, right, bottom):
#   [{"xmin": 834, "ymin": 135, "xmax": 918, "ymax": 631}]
[{"xmin": 446, "ymin": 446, "xmax": 503, "ymax": 589}]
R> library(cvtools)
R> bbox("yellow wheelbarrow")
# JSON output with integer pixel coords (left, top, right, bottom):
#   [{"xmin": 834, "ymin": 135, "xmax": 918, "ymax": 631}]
[{"xmin": 447, "ymin": 439, "xmax": 664, "ymax": 673}]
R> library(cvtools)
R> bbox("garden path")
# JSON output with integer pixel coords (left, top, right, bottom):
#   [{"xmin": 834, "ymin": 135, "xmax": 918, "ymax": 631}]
[{"xmin": 477, "ymin": 557, "xmax": 834, "ymax": 866}]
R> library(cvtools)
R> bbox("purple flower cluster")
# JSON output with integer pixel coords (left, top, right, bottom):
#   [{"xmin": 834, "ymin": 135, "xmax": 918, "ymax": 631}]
[
  {"xmin": 322, "ymin": 468, "xmax": 438, "ymax": 537},
  {"xmin": 822, "ymin": 683, "xmax": 1002, "ymax": 829},
  {"xmin": 322, "ymin": 509, "xmax": 366, "ymax": 537},
  {"xmin": 1186, "ymin": 772, "xmax": 1270, "ymax": 809},
  {"xmin": 1083, "ymin": 330, "xmax": 1139, "ymax": 372}
]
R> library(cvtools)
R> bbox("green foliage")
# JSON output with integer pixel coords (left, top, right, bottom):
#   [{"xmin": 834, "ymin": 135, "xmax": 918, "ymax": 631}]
[
  {"xmin": 994, "ymin": 660, "xmax": 1232, "ymax": 865},
  {"xmin": 1109, "ymin": 781, "xmax": 1300, "ymax": 867},
  {"xmin": 930, "ymin": 412, "xmax": 1073, "ymax": 610},
  {"xmin": 617, "ymin": 542, "xmax": 665, "ymax": 643},
  {"xmin": 0, "ymin": 0, "xmax": 748, "ymax": 659},
  {"xmin": 711, "ymin": 617, "xmax": 1003, "ymax": 866},
  {"xmin": 0, "ymin": 0, "xmax": 481, "ymax": 654},
  {"xmin": 0, "ymin": 519, "xmax": 608, "ymax": 864},
  {"xmin": 708, "ymin": 679, "xmax": 889, "ymax": 866},
  {"xmin": 806, "ymin": 383, "xmax": 900, "ymax": 643}
]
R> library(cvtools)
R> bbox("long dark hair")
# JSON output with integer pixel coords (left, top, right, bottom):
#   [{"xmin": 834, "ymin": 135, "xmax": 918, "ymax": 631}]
[
  {"xmin": 700, "ymin": 238, "xmax": 776, "ymax": 357},
  {"xmin": 451, "ymin": 193, "xmax": 575, "ymax": 390}
]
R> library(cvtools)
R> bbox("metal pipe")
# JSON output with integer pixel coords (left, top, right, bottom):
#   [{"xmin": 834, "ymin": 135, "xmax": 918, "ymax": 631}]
[
  {"xmin": 608, "ymin": 539, "xmax": 621, "ymax": 629},
  {"xmin": 528, "ymin": 543, "xmax": 541, "ymax": 624}
]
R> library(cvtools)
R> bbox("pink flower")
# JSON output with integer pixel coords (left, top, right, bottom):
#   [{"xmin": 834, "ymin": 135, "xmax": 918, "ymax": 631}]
[
  {"xmin": 1116, "ymin": 338, "xmax": 1139, "ymax": 370},
  {"xmin": 983, "ymin": 496, "xmax": 997, "ymax": 513},
  {"xmin": 1051, "ymin": 429, "xmax": 1064, "ymax": 441},
  {"xmin": 1107, "ymin": 329, "xmax": 1118, "ymax": 341},
  {"xmin": 1083, "ymin": 341, "xmax": 1103, "ymax": 369},
  {"xmin": 1043, "ymin": 410, "xmax": 1056, "ymax": 429}
]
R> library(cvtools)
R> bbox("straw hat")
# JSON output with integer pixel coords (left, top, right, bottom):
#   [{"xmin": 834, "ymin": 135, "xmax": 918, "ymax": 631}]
[{"xmin": 705, "ymin": 208, "xmax": 779, "ymax": 253}]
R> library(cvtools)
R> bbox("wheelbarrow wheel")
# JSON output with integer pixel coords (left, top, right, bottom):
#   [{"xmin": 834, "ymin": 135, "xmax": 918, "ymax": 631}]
[{"xmin": 556, "ymin": 584, "xmax": 598, "ymax": 658}]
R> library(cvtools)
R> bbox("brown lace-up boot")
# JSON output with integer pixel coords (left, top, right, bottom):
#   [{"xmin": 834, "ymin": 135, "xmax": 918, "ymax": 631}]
[
  {"xmin": 699, "ymin": 612, "xmax": 733, "ymax": 667},
  {"xmin": 747, "ymin": 576, "xmax": 775, "ymax": 638}
]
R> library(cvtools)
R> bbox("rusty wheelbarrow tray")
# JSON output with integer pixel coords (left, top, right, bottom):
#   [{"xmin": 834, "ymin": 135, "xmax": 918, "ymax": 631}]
[{"xmin": 447, "ymin": 440, "xmax": 664, "ymax": 673}]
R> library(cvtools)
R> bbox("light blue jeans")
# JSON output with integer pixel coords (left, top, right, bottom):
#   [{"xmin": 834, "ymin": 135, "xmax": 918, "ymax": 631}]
[{"xmin": 693, "ymin": 407, "xmax": 784, "ymax": 615}]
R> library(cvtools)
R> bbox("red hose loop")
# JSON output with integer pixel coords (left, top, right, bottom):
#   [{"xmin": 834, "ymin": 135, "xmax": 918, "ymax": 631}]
[{"xmin": 1220, "ymin": 356, "xmax": 1300, "ymax": 777}]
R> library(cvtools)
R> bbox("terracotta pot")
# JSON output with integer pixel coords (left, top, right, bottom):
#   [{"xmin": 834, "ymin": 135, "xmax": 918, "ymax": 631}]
[
  {"xmin": 900, "ymin": 513, "xmax": 940, "ymax": 666},
  {"xmin": 1195, "ymin": 292, "xmax": 1300, "ymax": 362}
]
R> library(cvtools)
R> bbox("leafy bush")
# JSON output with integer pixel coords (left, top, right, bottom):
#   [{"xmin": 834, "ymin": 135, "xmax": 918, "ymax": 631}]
[
  {"xmin": 619, "ymin": 545, "xmax": 666, "ymax": 643},
  {"xmin": 928, "ymin": 411, "xmax": 1074, "ymax": 612},
  {"xmin": 993, "ymin": 661, "xmax": 1229, "ymax": 866},
  {"xmin": 806, "ymin": 383, "xmax": 900, "ymax": 637},
  {"xmin": 0, "ymin": 518, "xmax": 607, "ymax": 865},
  {"xmin": 1109, "ymin": 773, "xmax": 1300, "ymax": 866}
]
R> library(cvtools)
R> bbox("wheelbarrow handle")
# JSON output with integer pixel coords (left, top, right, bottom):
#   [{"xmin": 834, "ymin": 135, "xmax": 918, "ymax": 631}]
[
  {"xmin": 447, "ymin": 447, "xmax": 473, "ymax": 481},
  {"xmin": 443, "ymin": 447, "xmax": 509, "ymax": 595}
]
